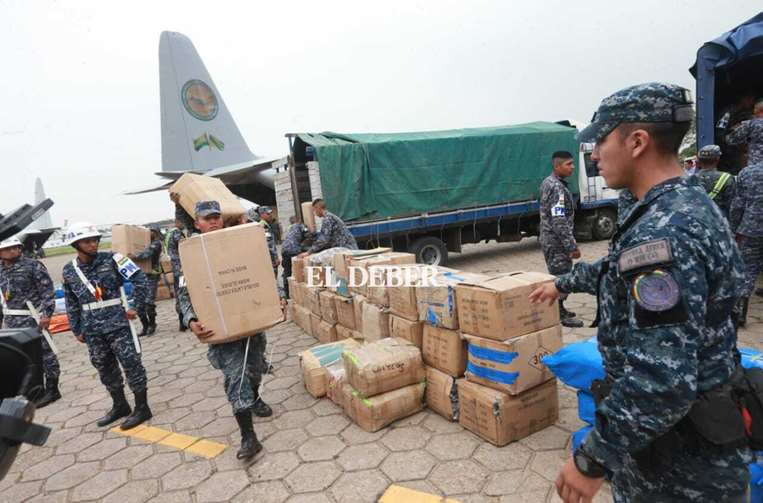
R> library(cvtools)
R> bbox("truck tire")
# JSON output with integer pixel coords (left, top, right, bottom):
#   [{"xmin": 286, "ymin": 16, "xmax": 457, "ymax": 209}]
[
  {"xmin": 410, "ymin": 237, "xmax": 448, "ymax": 266},
  {"xmin": 592, "ymin": 208, "xmax": 616, "ymax": 240}
]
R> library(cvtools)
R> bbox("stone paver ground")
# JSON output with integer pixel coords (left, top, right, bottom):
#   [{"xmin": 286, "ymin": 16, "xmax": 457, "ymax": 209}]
[{"xmin": 3, "ymin": 238, "xmax": 760, "ymax": 502}]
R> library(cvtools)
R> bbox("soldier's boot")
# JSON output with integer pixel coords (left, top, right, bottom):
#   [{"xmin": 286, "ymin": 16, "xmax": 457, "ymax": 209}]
[
  {"xmin": 121, "ymin": 389, "xmax": 152, "ymax": 430},
  {"xmin": 97, "ymin": 388, "xmax": 132, "ymax": 427},
  {"xmin": 251, "ymin": 387, "xmax": 273, "ymax": 418},
  {"xmin": 559, "ymin": 301, "xmax": 584, "ymax": 328},
  {"xmin": 559, "ymin": 300, "xmax": 577, "ymax": 319},
  {"xmin": 138, "ymin": 313, "xmax": 150, "ymax": 337},
  {"xmin": 146, "ymin": 306, "xmax": 157, "ymax": 336},
  {"xmin": 234, "ymin": 410, "xmax": 263, "ymax": 460},
  {"xmin": 36, "ymin": 378, "xmax": 62, "ymax": 408}
]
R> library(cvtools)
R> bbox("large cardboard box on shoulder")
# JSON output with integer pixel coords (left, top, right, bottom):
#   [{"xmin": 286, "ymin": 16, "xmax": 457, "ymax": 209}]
[
  {"xmin": 316, "ymin": 320, "xmax": 338, "ymax": 344},
  {"xmin": 458, "ymin": 378, "xmax": 559, "ymax": 447},
  {"xmin": 300, "ymin": 339, "xmax": 361, "ymax": 398},
  {"xmin": 111, "ymin": 224, "xmax": 152, "ymax": 273},
  {"xmin": 331, "ymin": 248, "xmax": 391, "ymax": 297},
  {"xmin": 344, "ymin": 382, "xmax": 426, "ymax": 432},
  {"xmin": 422, "ymin": 325, "xmax": 467, "ymax": 377},
  {"xmin": 389, "ymin": 314, "xmax": 424, "ymax": 348},
  {"xmin": 426, "ymin": 366, "xmax": 459, "ymax": 422},
  {"xmin": 178, "ymin": 223, "xmax": 284, "ymax": 344},
  {"xmin": 464, "ymin": 325, "xmax": 562, "ymax": 395},
  {"xmin": 319, "ymin": 290, "xmax": 339, "ymax": 324},
  {"xmin": 301, "ymin": 201, "xmax": 317, "ymax": 232},
  {"xmin": 455, "ymin": 272, "xmax": 560, "ymax": 340},
  {"xmin": 362, "ymin": 302, "xmax": 390, "ymax": 343},
  {"xmin": 334, "ymin": 296, "xmax": 356, "ymax": 330},
  {"xmin": 171, "ymin": 173, "xmax": 245, "ymax": 224},
  {"xmin": 342, "ymin": 337, "xmax": 425, "ymax": 398},
  {"xmin": 349, "ymin": 252, "xmax": 416, "ymax": 297},
  {"xmin": 416, "ymin": 268, "xmax": 490, "ymax": 329}
]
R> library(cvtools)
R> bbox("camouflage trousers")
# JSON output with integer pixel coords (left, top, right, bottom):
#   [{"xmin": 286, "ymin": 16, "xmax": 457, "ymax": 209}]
[
  {"xmin": 2, "ymin": 318, "xmax": 60, "ymax": 381},
  {"xmin": 610, "ymin": 447, "xmax": 750, "ymax": 503},
  {"xmin": 142, "ymin": 274, "xmax": 160, "ymax": 311},
  {"xmin": 172, "ymin": 272, "xmax": 183, "ymax": 323},
  {"xmin": 85, "ymin": 327, "xmax": 147, "ymax": 394},
  {"xmin": 541, "ymin": 241, "xmax": 572, "ymax": 300},
  {"xmin": 739, "ymin": 235, "xmax": 763, "ymax": 297},
  {"xmin": 207, "ymin": 333, "xmax": 268, "ymax": 414}
]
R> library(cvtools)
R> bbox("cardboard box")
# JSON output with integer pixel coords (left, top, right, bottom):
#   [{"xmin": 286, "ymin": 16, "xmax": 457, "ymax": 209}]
[
  {"xmin": 353, "ymin": 294, "xmax": 367, "ymax": 332},
  {"xmin": 366, "ymin": 267, "xmax": 390, "ymax": 307},
  {"xmin": 344, "ymin": 382, "xmax": 426, "ymax": 432},
  {"xmin": 458, "ymin": 379, "xmax": 559, "ymax": 447},
  {"xmin": 292, "ymin": 304, "xmax": 312, "ymax": 334},
  {"xmin": 292, "ymin": 256, "xmax": 307, "ymax": 283},
  {"xmin": 416, "ymin": 269, "xmax": 489, "ymax": 329},
  {"xmin": 426, "ymin": 366, "xmax": 459, "ymax": 422},
  {"xmin": 455, "ymin": 272, "xmax": 560, "ymax": 340},
  {"xmin": 309, "ymin": 313, "xmax": 322, "ymax": 339},
  {"xmin": 422, "ymin": 325, "xmax": 467, "ymax": 377},
  {"xmin": 362, "ymin": 302, "xmax": 390, "ymax": 343},
  {"xmin": 156, "ymin": 284, "xmax": 173, "ymax": 301},
  {"xmin": 316, "ymin": 320, "xmax": 338, "ymax": 344},
  {"xmin": 300, "ymin": 339, "xmax": 361, "ymax": 398},
  {"xmin": 160, "ymin": 256, "xmax": 172, "ymax": 274},
  {"xmin": 334, "ymin": 296, "xmax": 356, "ymax": 330},
  {"xmin": 288, "ymin": 277, "xmax": 303, "ymax": 306},
  {"xmin": 170, "ymin": 173, "xmax": 245, "ymax": 224},
  {"xmin": 389, "ymin": 315, "xmax": 424, "ymax": 348},
  {"xmin": 326, "ymin": 362, "xmax": 346, "ymax": 407},
  {"xmin": 319, "ymin": 290, "xmax": 339, "ymax": 324},
  {"xmin": 349, "ymin": 252, "xmax": 416, "ymax": 297},
  {"xmin": 336, "ymin": 324, "xmax": 355, "ymax": 341},
  {"xmin": 178, "ymin": 224, "xmax": 283, "ymax": 344},
  {"xmin": 388, "ymin": 264, "xmax": 430, "ymax": 321},
  {"xmin": 304, "ymin": 286, "xmax": 323, "ymax": 316},
  {"xmin": 342, "ymin": 337, "xmax": 426, "ymax": 398},
  {"xmin": 464, "ymin": 325, "xmax": 562, "ymax": 395},
  {"xmin": 301, "ymin": 201, "xmax": 316, "ymax": 232},
  {"xmin": 111, "ymin": 224, "xmax": 152, "ymax": 273},
  {"xmin": 331, "ymin": 248, "xmax": 392, "ymax": 297}
]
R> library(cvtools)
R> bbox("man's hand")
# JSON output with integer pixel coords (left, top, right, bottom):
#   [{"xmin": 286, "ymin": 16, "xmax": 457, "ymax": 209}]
[
  {"xmin": 76, "ymin": 334, "xmax": 85, "ymax": 343},
  {"xmin": 125, "ymin": 309, "xmax": 138, "ymax": 320},
  {"xmin": 38, "ymin": 316, "xmax": 51, "ymax": 331},
  {"xmin": 556, "ymin": 458, "xmax": 604, "ymax": 503},
  {"xmin": 570, "ymin": 249, "xmax": 581, "ymax": 259},
  {"xmin": 127, "ymin": 253, "xmax": 136, "ymax": 260},
  {"xmin": 529, "ymin": 282, "xmax": 561, "ymax": 306},
  {"xmin": 169, "ymin": 192, "xmax": 180, "ymax": 203},
  {"xmin": 190, "ymin": 320, "xmax": 215, "ymax": 340}
]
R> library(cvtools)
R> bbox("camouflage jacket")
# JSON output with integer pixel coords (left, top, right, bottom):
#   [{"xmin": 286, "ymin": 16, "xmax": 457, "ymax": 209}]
[
  {"xmin": 254, "ymin": 220, "xmax": 278, "ymax": 267},
  {"xmin": 62, "ymin": 252, "xmax": 148, "ymax": 336},
  {"xmin": 309, "ymin": 212, "xmax": 358, "ymax": 253},
  {"xmin": 694, "ymin": 169, "xmax": 736, "ymax": 220},
  {"xmin": 133, "ymin": 238, "xmax": 163, "ymax": 274},
  {"xmin": 730, "ymin": 163, "xmax": 763, "ymax": 237},
  {"xmin": 539, "ymin": 173, "xmax": 577, "ymax": 252},
  {"xmin": 556, "ymin": 176, "xmax": 746, "ymax": 472},
  {"xmin": 175, "ymin": 203, "xmax": 196, "ymax": 234},
  {"xmin": 281, "ymin": 223, "xmax": 309, "ymax": 257},
  {"xmin": 726, "ymin": 117, "xmax": 763, "ymax": 167},
  {"xmin": 0, "ymin": 257, "xmax": 55, "ymax": 328},
  {"xmin": 166, "ymin": 228, "xmax": 185, "ymax": 275}
]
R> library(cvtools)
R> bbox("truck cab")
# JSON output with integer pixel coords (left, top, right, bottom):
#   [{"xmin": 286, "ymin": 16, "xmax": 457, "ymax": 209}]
[{"xmin": 574, "ymin": 142, "xmax": 619, "ymax": 240}]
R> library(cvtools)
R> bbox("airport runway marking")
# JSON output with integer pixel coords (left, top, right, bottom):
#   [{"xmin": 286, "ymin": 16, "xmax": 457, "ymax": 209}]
[{"xmin": 110, "ymin": 425, "xmax": 227, "ymax": 459}]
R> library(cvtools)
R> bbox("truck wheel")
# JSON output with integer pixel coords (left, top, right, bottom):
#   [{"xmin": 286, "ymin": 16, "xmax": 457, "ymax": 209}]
[
  {"xmin": 593, "ymin": 208, "xmax": 616, "ymax": 240},
  {"xmin": 410, "ymin": 237, "xmax": 448, "ymax": 266}
]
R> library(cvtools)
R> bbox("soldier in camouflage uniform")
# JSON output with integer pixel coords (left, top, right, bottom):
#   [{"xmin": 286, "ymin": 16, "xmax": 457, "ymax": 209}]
[
  {"xmin": 280, "ymin": 220, "xmax": 311, "ymax": 299},
  {"xmin": 166, "ymin": 219, "xmax": 187, "ymax": 331},
  {"xmin": 531, "ymin": 83, "xmax": 750, "ymax": 502},
  {"xmin": 726, "ymin": 98, "xmax": 763, "ymax": 168},
  {"xmin": 729, "ymin": 158, "xmax": 763, "ymax": 327},
  {"xmin": 302, "ymin": 198, "xmax": 358, "ymax": 255},
  {"xmin": 693, "ymin": 144, "xmax": 736, "ymax": 221},
  {"xmin": 540, "ymin": 151, "xmax": 584, "ymax": 328},
  {"xmin": 178, "ymin": 201, "xmax": 285, "ymax": 461},
  {"xmin": 0, "ymin": 237, "xmax": 61, "ymax": 408},
  {"xmin": 129, "ymin": 226, "xmax": 163, "ymax": 336},
  {"xmin": 62, "ymin": 222, "xmax": 153, "ymax": 430},
  {"xmin": 249, "ymin": 206, "xmax": 281, "ymax": 277}
]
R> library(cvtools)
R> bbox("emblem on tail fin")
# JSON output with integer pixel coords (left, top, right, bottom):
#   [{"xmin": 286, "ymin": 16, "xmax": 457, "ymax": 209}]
[{"xmin": 182, "ymin": 79, "xmax": 219, "ymax": 121}]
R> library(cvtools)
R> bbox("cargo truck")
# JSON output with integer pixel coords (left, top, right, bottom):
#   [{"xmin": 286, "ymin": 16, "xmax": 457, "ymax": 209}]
[{"xmin": 277, "ymin": 122, "xmax": 618, "ymax": 265}]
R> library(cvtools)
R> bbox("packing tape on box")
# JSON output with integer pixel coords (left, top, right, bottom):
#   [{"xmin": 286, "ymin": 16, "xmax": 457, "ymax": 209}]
[
  {"xmin": 200, "ymin": 234, "xmax": 229, "ymax": 336},
  {"xmin": 468, "ymin": 345, "xmax": 518, "ymax": 364},
  {"xmin": 466, "ymin": 361, "xmax": 519, "ymax": 385},
  {"xmin": 310, "ymin": 344, "xmax": 349, "ymax": 366}
]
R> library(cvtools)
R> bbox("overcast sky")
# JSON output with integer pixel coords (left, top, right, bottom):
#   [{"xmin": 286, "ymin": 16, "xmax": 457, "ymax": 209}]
[{"xmin": 1, "ymin": 1, "xmax": 760, "ymax": 227}]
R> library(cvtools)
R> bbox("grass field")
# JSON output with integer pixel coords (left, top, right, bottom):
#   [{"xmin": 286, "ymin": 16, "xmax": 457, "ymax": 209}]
[{"xmin": 44, "ymin": 241, "xmax": 112, "ymax": 257}]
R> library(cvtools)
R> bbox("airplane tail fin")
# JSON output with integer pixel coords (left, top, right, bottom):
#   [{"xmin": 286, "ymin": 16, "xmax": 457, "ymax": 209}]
[{"xmin": 159, "ymin": 31, "xmax": 255, "ymax": 173}]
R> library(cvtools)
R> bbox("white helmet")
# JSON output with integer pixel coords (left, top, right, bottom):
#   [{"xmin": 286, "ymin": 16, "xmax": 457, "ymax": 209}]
[
  {"xmin": 0, "ymin": 237, "xmax": 23, "ymax": 250},
  {"xmin": 64, "ymin": 222, "xmax": 102, "ymax": 246}
]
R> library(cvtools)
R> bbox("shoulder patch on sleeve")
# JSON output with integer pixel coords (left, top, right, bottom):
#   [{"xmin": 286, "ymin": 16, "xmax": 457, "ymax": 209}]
[
  {"xmin": 113, "ymin": 253, "xmax": 140, "ymax": 279},
  {"xmin": 632, "ymin": 270, "xmax": 680, "ymax": 312},
  {"xmin": 618, "ymin": 238, "xmax": 673, "ymax": 273}
]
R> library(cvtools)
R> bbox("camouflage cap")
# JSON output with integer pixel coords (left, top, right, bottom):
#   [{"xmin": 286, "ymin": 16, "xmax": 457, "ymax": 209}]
[
  {"xmin": 257, "ymin": 205, "xmax": 273, "ymax": 215},
  {"xmin": 577, "ymin": 82, "xmax": 694, "ymax": 143},
  {"xmin": 194, "ymin": 200, "xmax": 221, "ymax": 218},
  {"xmin": 698, "ymin": 144, "xmax": 722, "ymax": 159}
]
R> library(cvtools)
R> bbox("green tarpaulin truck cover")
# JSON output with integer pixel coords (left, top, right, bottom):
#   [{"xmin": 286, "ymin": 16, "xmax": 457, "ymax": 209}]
[{"xmin": 296, "ymin": 121, "xmax": 579, "ymax": 223}]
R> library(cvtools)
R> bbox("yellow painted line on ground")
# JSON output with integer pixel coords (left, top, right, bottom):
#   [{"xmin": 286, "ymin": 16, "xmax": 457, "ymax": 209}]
[
  {"xmin": 379, "ymin": 485, "xmax": 461, "ymax": 503},
  {"xmin": 110, "ymin": 425, "xmax": 226, "ymax": 459}
]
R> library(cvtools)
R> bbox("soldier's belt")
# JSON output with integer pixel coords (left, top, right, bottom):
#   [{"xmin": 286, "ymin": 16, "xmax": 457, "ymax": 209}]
[
  {"xmin": 82, "ymin": 299, "xmax": 122, "ymax": 311},
  {"xmin": 2, "ymin": 309, "xmax": 31, "ymax": 316}
]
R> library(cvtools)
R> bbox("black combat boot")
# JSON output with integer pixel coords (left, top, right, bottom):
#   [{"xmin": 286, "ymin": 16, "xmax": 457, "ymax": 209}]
[
  {"xmin": 560, "ymin": 300, "xmax": 577, "ymax": 319},
  {"xmin": 146, "ymin": 306, "xmax": 157, "ymax": 336},
  {"xmin": 251, "ymin": 386, "xmax": 273, "ymax": 418},
  {"xmin": 559, "ymin": 300, "xmax": 584, "ymax": 328},
  {"xmin": 36, "ymin": 378, "xmax": 62, "ymax": 408},
  {"xmin": 138, "ymin": 313, "xmax": 150, "ymax": 337},
  {"xmin": 234, "ymin": 410, "xmax": 263, "ymax": 460},
  {"xmin": 121, "ymin": 389, "xmax": 152, "ymax": 430},
  {"xmin": 97, "ymin": 388, "xmax": 132, "ymax": 427}
]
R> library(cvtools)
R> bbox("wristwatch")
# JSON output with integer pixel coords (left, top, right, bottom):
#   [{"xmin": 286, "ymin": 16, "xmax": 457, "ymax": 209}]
[{"xmin": 573, "ymin": 449, "xmax": 607, "ymax": 478}]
